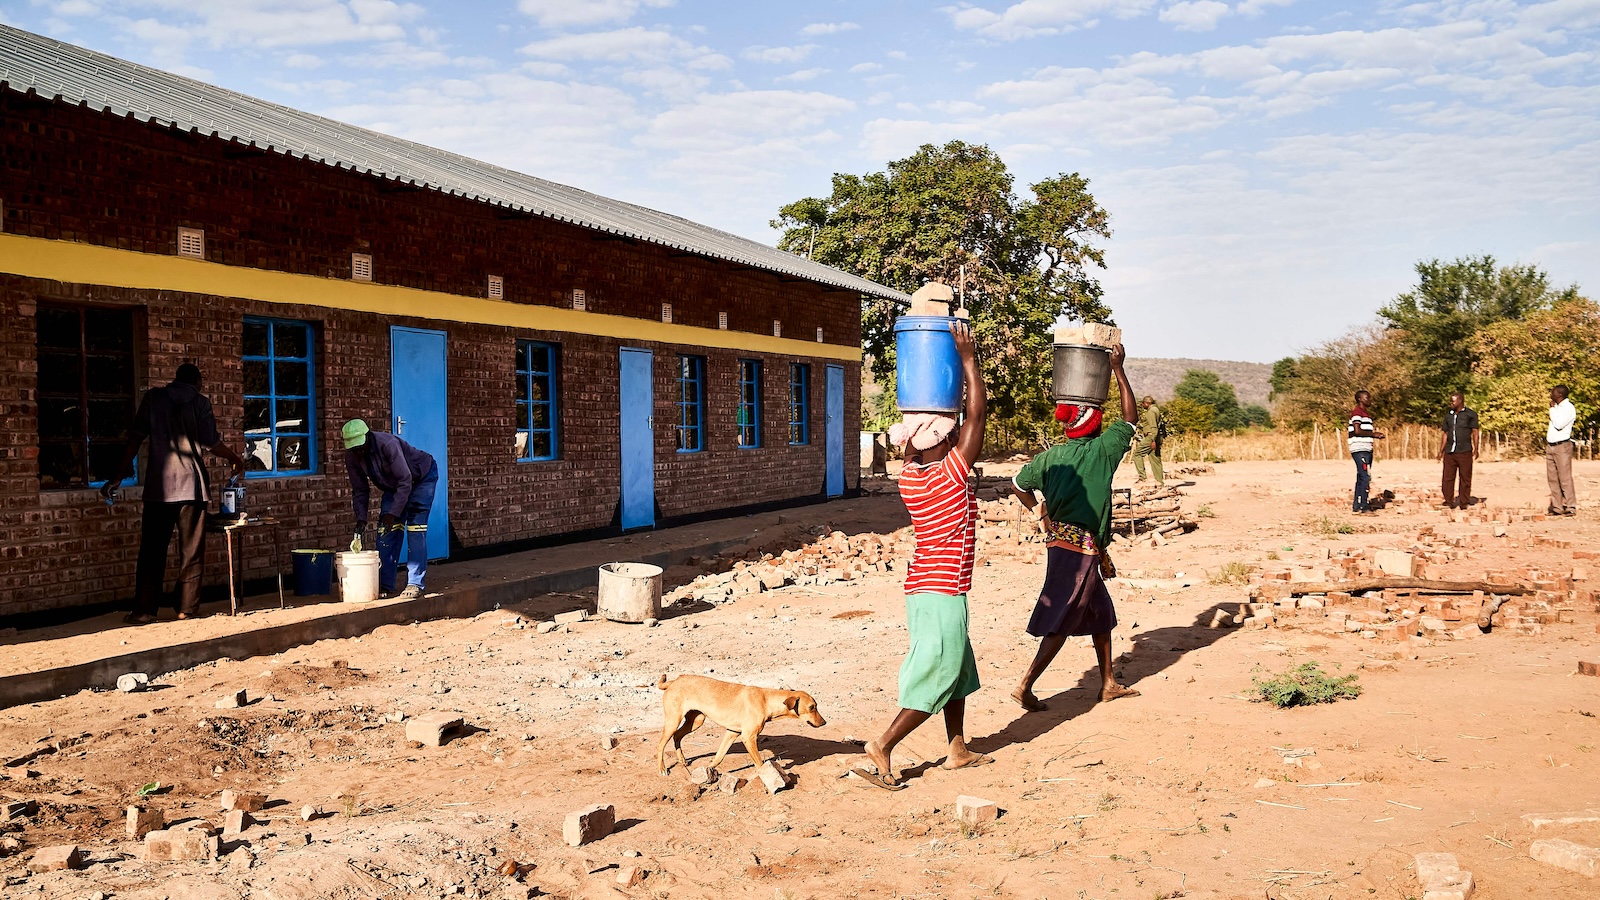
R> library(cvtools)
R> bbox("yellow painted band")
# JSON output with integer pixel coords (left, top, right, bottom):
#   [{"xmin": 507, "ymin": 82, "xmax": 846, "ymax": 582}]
[{"xmin": 0, "ymin": 234, "xmax": 863, "ymax": 362}]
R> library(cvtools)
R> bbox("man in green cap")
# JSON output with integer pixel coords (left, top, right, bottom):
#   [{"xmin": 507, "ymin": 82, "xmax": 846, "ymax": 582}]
[
  {"xmin": 1132, "ymin": 396, "xmax": 1165, "ymax": 487},
  {"xmin": 343, "ymin": 418, "xmax": 438, "ymax": 600}
]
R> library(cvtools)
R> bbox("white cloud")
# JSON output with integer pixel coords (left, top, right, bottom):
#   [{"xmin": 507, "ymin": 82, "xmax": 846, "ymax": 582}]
[
  {"xmin": 283, "ymin": 52, "xmax": 324, "ymax": 68},
  {"xmin": 776, "ymin": 67, "xmax": 829, "ymax": 82},
  {"xmin": 800, "ymin": 21, "xmax": 859, "ymax": 35},
  {"xmin": 1236, "ymin": 0, "xmax": 1293, "ymax": 14},
  {"xmin": 521, "ymin": 27, "xmax": 713, "ymax": 64},
  {"xmin": 515, "ymin": 0, "xmax": 674, "ymax": 29},
  {"xmin": 849, "ymin": 62, "xmax": 883, "ymax": 73},
  {"xmin": 948, "ymin": 0, "xmax": 1158, "ymax": 40},
  {"xmin": 742, "ymin": 44, "xmax": 817, "ymax": 64},
  {"xmin": 1159, "ymin": 1, "xmax": 1230, "ymax": 32}
]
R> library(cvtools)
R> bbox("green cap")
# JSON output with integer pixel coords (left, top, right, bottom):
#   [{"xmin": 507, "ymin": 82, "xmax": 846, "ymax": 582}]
[{"xmin": 341, "ymin": 418, "xmax": 371, "ymax": 450}]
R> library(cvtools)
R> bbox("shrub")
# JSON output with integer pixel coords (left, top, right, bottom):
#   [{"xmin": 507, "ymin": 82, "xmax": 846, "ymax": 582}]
[{"xmin": 1252, "ymin": 662, "xmax": 1362, "ymax": 708}]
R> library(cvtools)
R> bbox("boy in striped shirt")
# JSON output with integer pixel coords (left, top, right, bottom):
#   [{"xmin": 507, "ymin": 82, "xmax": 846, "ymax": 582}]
[
  {"xmin": 857, "ymin": 320, "xmax": 989, "ymax": 790},
  {"xmin": 1348, "ymin": 390, "xmax": 1385, "ymax": 513}
]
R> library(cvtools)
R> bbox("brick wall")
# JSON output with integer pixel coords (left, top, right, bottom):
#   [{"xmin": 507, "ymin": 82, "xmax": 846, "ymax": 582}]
[
  {"xmin": 0, "ymin": 90, "xmax": 862, "ymax": 349},
  {"xmin": 0, "ymin": 276, "xmax": 856, "ymax": 617}
]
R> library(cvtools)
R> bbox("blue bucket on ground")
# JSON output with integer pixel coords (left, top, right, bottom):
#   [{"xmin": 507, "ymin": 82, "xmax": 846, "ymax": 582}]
[
  {"xmin": 291, "ymin": 549, "xmax": 334, "ymax": 596},
  {"xmin": 894, "ymin": 315, "xmax": 963, "ymax": 413}
]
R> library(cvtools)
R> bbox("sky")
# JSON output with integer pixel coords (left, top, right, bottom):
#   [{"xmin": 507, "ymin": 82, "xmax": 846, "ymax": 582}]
[{"xmin": 4, "ymin": 1, "xmax": 1599, "ymax": 363}]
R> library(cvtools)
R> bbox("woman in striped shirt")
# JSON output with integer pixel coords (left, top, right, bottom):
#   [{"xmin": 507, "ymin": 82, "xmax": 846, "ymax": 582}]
[{"xmin": 856, "ymin": 319, "xmax": 990, "ymax": 790}]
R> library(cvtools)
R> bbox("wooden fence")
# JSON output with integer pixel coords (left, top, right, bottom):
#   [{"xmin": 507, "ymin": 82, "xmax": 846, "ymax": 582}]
[{"xmin": 1162, "ymin": 425, "xmax": 1600, "ymax": 463}]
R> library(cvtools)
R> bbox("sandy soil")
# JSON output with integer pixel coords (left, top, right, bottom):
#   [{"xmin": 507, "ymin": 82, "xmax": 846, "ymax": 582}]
[{"xmin": 2, "ymin": 457, "xmax": 1599, "ymax": 900}]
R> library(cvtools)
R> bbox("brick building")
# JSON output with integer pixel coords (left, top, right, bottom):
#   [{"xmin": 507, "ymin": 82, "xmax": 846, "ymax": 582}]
[{"xmin": 0, "ymin": 25, "xmax": 906, "ymax": 617}]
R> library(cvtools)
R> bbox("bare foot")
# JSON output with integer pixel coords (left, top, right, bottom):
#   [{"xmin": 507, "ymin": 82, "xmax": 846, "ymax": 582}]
[
  {"xmin": 863, "ymin": 739, "xmax": 896, "ymax": 784},
  {"xmin": 1011, "ymin": 687, "xmax": 1047, "ymax": 711},
  {"xmin": 1099, "ymin": 684, "xmax": 1141, "ymax": 702},
  {"xmin": 941, "ymin": 741, "xmax": 994, "ymax": 770}
]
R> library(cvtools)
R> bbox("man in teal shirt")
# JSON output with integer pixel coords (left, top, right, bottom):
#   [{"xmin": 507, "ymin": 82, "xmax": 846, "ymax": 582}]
[{"xmin": 1010, "ymin": 343, "xmax": 1141, "ymax": 711}]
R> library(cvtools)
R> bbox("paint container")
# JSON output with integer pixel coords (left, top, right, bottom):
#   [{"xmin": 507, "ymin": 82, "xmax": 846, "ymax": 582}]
[
  {"xmin": 291, "ymin": 549, "xmax": 334, "ymax": 596},
  {"xmin": 893, "ymin": 315, "xmax": 963, "ymax": 413},
  {"xmin": 221, "ymin": 479, "xmax": 246, "ymax": 518},
  {"xmin": 336, "ymin": 550, "xmax": 381, "ymax": 603}
]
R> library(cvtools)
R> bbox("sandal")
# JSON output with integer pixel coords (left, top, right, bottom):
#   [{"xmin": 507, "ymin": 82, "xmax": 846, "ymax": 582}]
[
  {"xmin": 850, "ymin": 767, "xmax": 906, "ymax": 791},
  {"xmin": 122, "ymin": 613, "xmax": 156, "ymax": 625}
]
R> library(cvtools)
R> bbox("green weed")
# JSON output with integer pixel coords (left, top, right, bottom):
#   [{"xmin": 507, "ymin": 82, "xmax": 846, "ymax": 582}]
[
  {"xmin": 1252, "ymin": 662, "xmax": 1363, "ymax": 708},
  {"xmin": 1208, "ymin": 561, "xmax": 1252, "ymax": 586}
]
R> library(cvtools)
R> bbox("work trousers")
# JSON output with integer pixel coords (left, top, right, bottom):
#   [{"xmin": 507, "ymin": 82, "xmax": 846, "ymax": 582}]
[
  {"xmin": 133, "ymin": 500, "xmax": 207, "ymax": 617},
  {"xmin": 1351, "ymin": 451, "xmax": 1373, "ymax": 512},
  {"xmin": 1133, "ymin": 442, "xmax": 1163, "ymax": 485},
  {"xmin": 377, "ymin": 461, "xmax": 438, "ymax": 592},
  {"xmin": 1441, "ymin": 452, "xmax": 1473, "ymax": 508},
  {"xmin": 1546, "ymin": 440, "xmax": 1576, "ymax": 513}
]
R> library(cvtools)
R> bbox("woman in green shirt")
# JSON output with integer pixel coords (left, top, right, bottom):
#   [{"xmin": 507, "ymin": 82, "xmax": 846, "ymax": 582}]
[{"xmin": 1010, "ymin": 343, "xmax": 1141, "ymax": 711}]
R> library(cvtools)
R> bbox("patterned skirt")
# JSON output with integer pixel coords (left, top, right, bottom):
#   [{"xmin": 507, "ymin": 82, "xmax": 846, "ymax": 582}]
[{"xmin": 1025, "ymin": 520, "xmax": 1118, "ymax": 638}]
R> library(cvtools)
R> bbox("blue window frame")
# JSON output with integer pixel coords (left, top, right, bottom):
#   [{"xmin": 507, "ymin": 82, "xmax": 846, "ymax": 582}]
[
  {"xmin": 737, "ymin": 359, "xmax": 762, "ymax": 449},
  {"xmin": 515, "ymin": 340, "xmax": 559, "ymax": 461},
  {"xmin": 242, "ymin": 317, "xmax": 316, "ymax": 476},
  {"xmin": 788, "ymin": 363, "xmax": 810, "ymax": 445},
  {"xmin": 676, "ymin": 355, "xmax": 705, "ymax": 453}
]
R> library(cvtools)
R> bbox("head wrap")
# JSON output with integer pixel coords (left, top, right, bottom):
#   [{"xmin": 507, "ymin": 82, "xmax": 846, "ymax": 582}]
[
  {"xmin": 1055, "ymin": 403, "xmax": 1103, "ymax": 440},
  {"xmin": 889, "ymin": 413, "xmax": 958, "ymax": 451}
]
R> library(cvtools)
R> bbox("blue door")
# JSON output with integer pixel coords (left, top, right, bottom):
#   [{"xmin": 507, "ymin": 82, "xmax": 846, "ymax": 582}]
[
  {"xmin": 826, "ymin": 364, "xmax": 844, "ymax": 498},
  {"xmin": 619, "ymin": 348, "xmax": 655, "ymax": 529},
  {"xmin": 390, "ymin": 327, "xmax": 449, "ymax": 560}
]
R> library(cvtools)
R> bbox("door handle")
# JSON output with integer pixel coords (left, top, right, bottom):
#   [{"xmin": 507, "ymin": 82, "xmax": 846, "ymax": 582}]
[
  {"xmin": 396, "ymin": 416, "xmax": 406, "ymax": 435},
  {"xmin": 647, "ymin": 415, "xmax": 655, "ymax": 429}
]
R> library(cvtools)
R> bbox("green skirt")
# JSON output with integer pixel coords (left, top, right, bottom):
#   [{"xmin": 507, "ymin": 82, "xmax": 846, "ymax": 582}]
[{"xmin": 898, "ymin": 592, "xmax": 981, "ymax": 713}]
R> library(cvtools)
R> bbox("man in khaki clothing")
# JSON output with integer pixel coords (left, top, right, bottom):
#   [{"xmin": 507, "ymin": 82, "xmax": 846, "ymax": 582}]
[
  {"xmin": 1546, "ymin": 384, "xmax": 1577, "ymax": 516},
  {"xmin": 1132, "ymin": 396, "xmax": 1164, "ymax": 487}
]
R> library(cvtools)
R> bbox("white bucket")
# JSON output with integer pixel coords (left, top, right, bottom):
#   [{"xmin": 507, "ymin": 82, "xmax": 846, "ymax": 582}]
[
  {"xmin": 597, "ymin": 562, "xmax": 663, "ymax": 623},
  {"xmin": 336, "ymin": 551, "xmax": 382, "ymax": 603}
]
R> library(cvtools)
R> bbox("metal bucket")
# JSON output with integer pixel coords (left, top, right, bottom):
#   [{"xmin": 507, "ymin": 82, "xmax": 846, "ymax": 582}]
[
  {"xmin": 1052, "ymin": 344, "xmax": 1112, "ymax": 405},
  {"xmin": 597, "ymin": 562, "xmax": 662, "ymax": 623}
]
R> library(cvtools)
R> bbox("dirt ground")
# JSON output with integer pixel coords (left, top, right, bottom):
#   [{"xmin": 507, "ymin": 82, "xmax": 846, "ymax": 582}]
[{"xmin": 2, "ymin": 457, "xmax": 1599, "ymax": 900}]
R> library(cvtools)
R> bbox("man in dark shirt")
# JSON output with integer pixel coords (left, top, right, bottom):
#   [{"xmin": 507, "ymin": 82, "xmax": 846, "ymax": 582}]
[
  {"xmin": 102, "ymin": 364, "xmax": 247, "ymax": 624},
  {"xmin": 343, "ymin": 419, "xmax": 438, "ymax": 600},
  {"xmin": 1438, "ymin": 392, "xmax": 1480, "ymax": 509}
]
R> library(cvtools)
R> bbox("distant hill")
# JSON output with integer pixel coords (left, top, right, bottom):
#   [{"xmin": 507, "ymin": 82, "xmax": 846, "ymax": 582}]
[{"xmin": 1123, "ymin": 358, "xmax": 1274, "ymax": 407}]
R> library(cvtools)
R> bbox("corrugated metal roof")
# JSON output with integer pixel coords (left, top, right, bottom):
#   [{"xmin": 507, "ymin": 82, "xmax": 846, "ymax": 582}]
[{"xmin": 0, "ymin": 24, "xmax": 908, "ymax": 304}]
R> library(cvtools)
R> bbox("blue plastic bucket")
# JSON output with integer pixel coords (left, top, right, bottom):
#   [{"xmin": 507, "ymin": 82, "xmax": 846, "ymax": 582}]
[
  {"xmin": 894, "ymin": 316, "xmax": 963, "ymax": 413},
  {"xmin": 291, "ymin": 549, "xmax": 334, "ymax": 596}
]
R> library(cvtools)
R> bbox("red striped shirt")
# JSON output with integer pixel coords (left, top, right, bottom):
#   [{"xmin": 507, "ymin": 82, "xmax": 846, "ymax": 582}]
[{"xmin": 899, "ymin": 447, "xmax": 977, "ymax": 596}]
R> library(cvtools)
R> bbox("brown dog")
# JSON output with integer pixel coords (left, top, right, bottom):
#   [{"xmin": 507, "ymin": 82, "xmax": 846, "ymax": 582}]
[{"xmin": 655, "ymin": 674, "xmax": 826, "ymax": 776}]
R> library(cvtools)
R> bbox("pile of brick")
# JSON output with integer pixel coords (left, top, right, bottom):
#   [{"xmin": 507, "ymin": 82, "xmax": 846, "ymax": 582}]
[{"xmin": 1229, "ymin": 536, "xmax": 1599, "ymax": 640}]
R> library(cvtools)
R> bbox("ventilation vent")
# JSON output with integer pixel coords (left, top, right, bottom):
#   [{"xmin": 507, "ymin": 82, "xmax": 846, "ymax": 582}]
[
  {"xmin": 572, "ymin": 289, "xmax": 587, "ymax": 311},
  {"xmin": 661, "ymin": 303, "xmax": 673, "ymax": 324},
  {"xmin": 177, "ymin": 227, "xmax": 205, "ymax": 259},
  {"xmin": 487, "ymin": 275, "xmax": 504, "ymax": 299},
  {"xmin": 718, "ymin": 311, "xmax": 728, "ymax": 330},
  {"xmin": 351, "ymin": 253, "xmax": 373, "ymax": 282},
  {"xmin": 816, "ymin": 327, "xmax": 824, "ymax": 343},
  {"xmin": 772, "ymin": 320, "xmax": 782, "ymax": 338}
]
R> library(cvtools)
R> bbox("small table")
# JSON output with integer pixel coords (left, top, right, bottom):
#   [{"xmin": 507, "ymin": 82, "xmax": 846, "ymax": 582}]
[{"xmin": 206, "ymin": 514, "xmax": 285, "ymax": 615}]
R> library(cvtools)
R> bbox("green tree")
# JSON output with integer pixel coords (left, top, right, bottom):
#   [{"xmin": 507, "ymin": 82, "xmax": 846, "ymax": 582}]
[
  {"xmin": 1173, "ymin": 370, "xmax": 1241, "ymax": 430},
  {"xmin": 1470, "ymin": 297, "xmax": 1600, "ymax": 434},
  {"xmin": 1161, "ymin": 397, "xmax": 1214, "ymax": 434},
  {"xmin": 772, "ymin": 141, "xmax": 1113, "ymax": 430},
  {"xmin": 1273, "ymin": 327, "xmax": 1416, "ymax": 433},
  {"xmin": 1237, "ymin": 404, "xmax": 1273, "ymax": 428},
  {"xmin": 1269, "ymin": 357, "xmax": 1298, "ymax": 402},
  {"xmin": 1379, "ymin": 255, "xmax": 1579, "ymax": 420}
]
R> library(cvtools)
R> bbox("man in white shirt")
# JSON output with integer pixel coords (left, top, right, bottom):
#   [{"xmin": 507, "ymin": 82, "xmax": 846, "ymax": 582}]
[{"xmin": 1546, "ymin": 384, "xmax": 1577, "ymax": 516}]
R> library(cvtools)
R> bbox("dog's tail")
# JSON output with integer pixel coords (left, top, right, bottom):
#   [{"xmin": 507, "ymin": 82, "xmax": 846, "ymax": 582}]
[{"xmin": 656, "ymin": 673, "xmax": 670, "ymax": 690}]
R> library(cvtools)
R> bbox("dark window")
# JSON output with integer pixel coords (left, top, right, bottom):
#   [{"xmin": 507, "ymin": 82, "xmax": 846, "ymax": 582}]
[
  {"xmin": 789, "ymin": 363, "xmax": 810, "ymax": 445},
  {"xmin": 242, "ymin": 317, "xmax": 316, "ymax": 476},
  {"xmin": 737, "ymin": 359, "xmax": 762, "ymax": 449},
  {"xmin": 515, "ymin": 340, "xmax": 559, "ymax": 461},
  {"xmin": 36, "ymin": 304, "xmax": 137, "ymax": 488},
  {"xmin": 676, "ymin": 355, "xmax": 705, "ymax": 453}
]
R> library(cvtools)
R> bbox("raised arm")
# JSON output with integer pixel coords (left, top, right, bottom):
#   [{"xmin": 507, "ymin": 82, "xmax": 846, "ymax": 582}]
[
  {"xmin": 1111, "ymin": 343, "xmax": 1136, "ymax": 424},
  {"xmin": 952, "ymin": 320, "xmax": 987, "ymax": 466}
]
